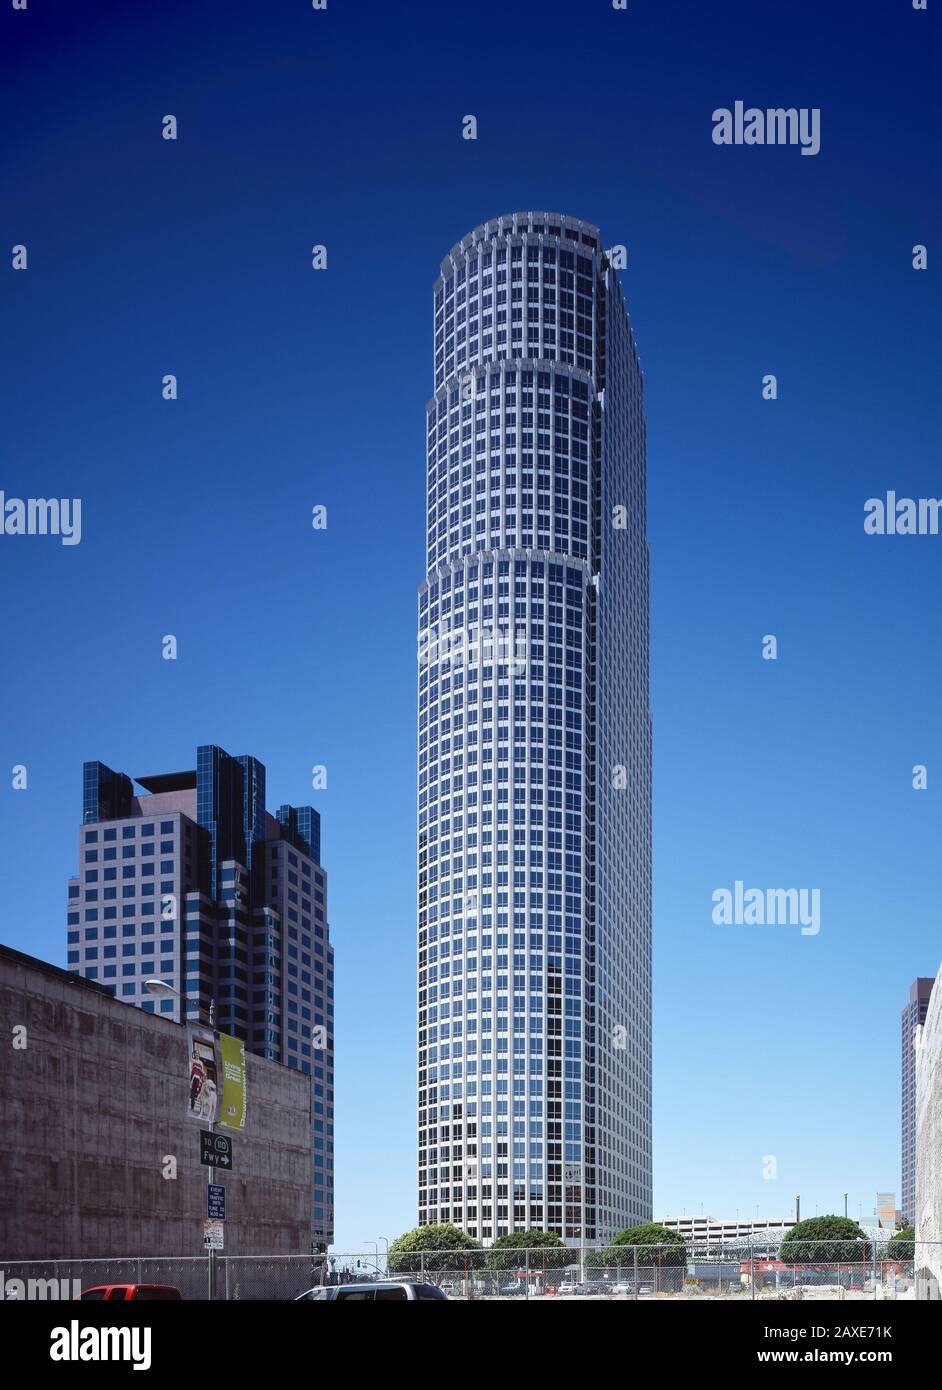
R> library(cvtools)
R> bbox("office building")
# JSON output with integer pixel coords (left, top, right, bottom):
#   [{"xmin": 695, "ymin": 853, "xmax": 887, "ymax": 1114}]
[
  {"xmin": 417, "ymin": 212, "xmax": 651, "ymax": 1243},
  {"xmin": 67, "ymin": 745, "xmax": 334, "ymax": 1243}
]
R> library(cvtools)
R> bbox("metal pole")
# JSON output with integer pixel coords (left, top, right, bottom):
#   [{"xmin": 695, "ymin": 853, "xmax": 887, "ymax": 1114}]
[
  {"xmin": 750, "ymin": 1236, "xmax": 755, "ymax": 1301},
  {"xmin": 207, "ymin": 1115, "xmax": 215, "ymax": 1301},
  {"xmin": 207, "ymin": 999, "xmax": 217, "ymax": 1302},
  {"xmin": 633, "ymin": 1245, "xmax": 638, "ymax": 1300}
]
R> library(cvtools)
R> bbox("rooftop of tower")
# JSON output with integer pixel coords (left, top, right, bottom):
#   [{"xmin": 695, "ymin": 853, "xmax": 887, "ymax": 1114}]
[{"xmin": 441, "ymin": 211, "xmax": 603, "ymax": 275}]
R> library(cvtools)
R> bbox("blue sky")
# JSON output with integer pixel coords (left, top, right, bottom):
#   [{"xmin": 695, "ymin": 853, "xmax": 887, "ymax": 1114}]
[{"xmin": 1, "ymin": 0, "xmax": 938, "ymax": 1248}]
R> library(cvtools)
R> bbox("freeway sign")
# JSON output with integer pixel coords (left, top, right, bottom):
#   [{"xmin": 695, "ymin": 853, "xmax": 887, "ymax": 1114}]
[{"xmin": 200, "ymin": 1131, "xmax": 233, "ymax": 1170}]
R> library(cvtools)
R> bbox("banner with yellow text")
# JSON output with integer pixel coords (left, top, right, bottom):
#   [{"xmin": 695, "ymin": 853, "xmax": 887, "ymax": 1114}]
[{"xmin": 218, "ymin": 1031, "xmax": 247, "ymax": 1130}]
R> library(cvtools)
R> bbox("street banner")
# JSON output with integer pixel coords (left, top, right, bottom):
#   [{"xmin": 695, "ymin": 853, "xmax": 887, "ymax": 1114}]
[
  {"xmin": 186, "ymin": 1024, "xmax": 220, "ymax": 1124},
  {"xmin": 219, "ymin": 1031, "xmax": 247, "ymax": 1130}
]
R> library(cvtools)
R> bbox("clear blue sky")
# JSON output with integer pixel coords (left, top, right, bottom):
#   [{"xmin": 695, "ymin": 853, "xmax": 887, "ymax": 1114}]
[{"xmin": 1, "ymin": 0, "xmax": 939, "ymax": 1249}]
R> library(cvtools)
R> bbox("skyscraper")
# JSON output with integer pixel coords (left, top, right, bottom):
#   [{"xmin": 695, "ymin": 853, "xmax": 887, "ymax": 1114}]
[
  {"xmin": 417, "ymin": 212, "xmax": 651, "ymax": 1244},
  {"xmin": 68, "ymin": 745, "xmax": 334, "ymax": 1243},
  {"xmin": 902, "ymin": 976, "xmax": 934, "ymax": 1225}
]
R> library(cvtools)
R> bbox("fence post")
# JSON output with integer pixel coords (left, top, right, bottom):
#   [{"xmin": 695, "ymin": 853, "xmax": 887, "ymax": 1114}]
[
  {"xmin": 749, "ymin": 1238, "xmax": 755, "ymax": 1301},
  {"xmin": 633, "ymin": 1245, "xmax": 638, "ymax": 1300}
]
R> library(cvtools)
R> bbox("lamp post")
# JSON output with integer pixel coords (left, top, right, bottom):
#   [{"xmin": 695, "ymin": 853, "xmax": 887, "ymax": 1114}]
[
  {"xmin": 145, "ymin": 979, "xmax": 218, "ymax": 1300},
  {"xmin": 143, "ymin": 977, "xmax": 215, "ymax": 1028}
]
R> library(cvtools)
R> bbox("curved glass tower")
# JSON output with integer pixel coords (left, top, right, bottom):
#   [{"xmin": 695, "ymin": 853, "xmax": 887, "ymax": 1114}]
[{"xmin": 417, "ymin": 212, "xmax": 651, "ymax": 1245}]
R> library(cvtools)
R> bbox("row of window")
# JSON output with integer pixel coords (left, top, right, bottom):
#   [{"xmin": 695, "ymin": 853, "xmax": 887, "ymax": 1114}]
[{"xmin": 84, "ymin": 820, "xmax": 176, "ymax": 840}]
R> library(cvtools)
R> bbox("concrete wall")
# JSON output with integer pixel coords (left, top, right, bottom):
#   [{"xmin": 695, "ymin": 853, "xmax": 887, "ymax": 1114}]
[
  {"xmin": 915, "ymin": 961, "xmax": 942, "ymax": 1298},
  {"xmin": 0, "ymin": 945, "xmax": 313, "ymax": 1259}
]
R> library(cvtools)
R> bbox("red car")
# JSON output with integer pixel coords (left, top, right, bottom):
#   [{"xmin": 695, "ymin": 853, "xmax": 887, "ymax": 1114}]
[{"xmin": 80, "ymin": 1284, "xmax": 182, "ymax": 1301}]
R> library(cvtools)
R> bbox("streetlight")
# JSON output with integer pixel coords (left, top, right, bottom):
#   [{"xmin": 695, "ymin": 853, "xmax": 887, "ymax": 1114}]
[{"xmin": 144, "ymin": 978, "xmax": 214, "ymax": 1026}]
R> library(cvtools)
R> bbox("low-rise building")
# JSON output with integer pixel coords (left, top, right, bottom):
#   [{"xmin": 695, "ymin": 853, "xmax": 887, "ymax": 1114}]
[
  {"xmin": 659, "ymin": 1215, "xmax": 796, "ymax": 1247},
  {"xmin": 0, "ymin": 944, "xmax": 313, "ymax": 1261}
]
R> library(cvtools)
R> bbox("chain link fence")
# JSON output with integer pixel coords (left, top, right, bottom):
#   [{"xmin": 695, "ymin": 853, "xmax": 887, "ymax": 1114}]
[
  {"xmin": 1, "ymin": 1242, "xmax": 938, "ymax": 1299},
  {"xmin": 363, "ymin": 1239, "xmax": 935, "ymax": 1300}
]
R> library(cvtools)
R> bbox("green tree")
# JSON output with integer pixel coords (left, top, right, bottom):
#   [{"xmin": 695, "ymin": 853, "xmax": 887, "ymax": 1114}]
[
  {"xmin": 484, "ymin": 1229, "xmax": 569, "ymax": 1272},
  {"xmin": 587, "ymin": 1223, "xmax": 686, "ymax": 1270},
  {"xmin": 780, "ymin": 1216, "xmax": 869, "ymax": 1264},
  {"xmin": 885, "ymin": 1226, "xmax": 915, "ymax": 1262},
  {"xmin": 387, "ymin": 1223, "xmax": 482, "ymax": 1275}
]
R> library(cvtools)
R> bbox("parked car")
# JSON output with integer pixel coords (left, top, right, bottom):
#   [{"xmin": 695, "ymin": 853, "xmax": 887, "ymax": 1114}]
[
  {"xmin": 498, "ymin": 1280, "xmax": 526, "ymax": 1295},
  {"xmin": 295, "ymin": 1280, "xmax": 448, "ymax": 1301},
  {"xmin": 80, "ymin": 1284, "xmax": 182, "ymax": 1301}
]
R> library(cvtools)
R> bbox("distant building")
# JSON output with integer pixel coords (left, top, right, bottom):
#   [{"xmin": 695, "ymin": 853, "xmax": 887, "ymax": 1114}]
[
  {"xmin": 875, "ymin": 1192, "xmax": 898, "ymax": 1228},
  {"xmin": 902, "ymin": 977, "xmax": 934, "ymax": 1224},
  {"xmin": 0, "ymin": 945, "xmax": 313, "ymax": 1265},
  {"xmin": 67, "ymin": 745, "xmax": 334, "ymax": 1243},
  {"xmin": 915, "ymin": 963, "xmax": 942, "ymax": 1298},
  {"xmin": 659, "ymin": 1215, "xmax": 796, "ymax": 1246}
]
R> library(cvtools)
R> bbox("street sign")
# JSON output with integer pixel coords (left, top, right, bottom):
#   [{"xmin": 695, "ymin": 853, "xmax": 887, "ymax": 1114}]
[
  {"xmin": 208, "ymin": 1184, "xmax": 226, "ymax": 1220},
  {"xmin": 200, "ymin": 1130, "xmax": 233, "ymax": 1170},
  {"xmin": 203, "ymin": 1219, "xmax": 224, "ymax": 1250}
]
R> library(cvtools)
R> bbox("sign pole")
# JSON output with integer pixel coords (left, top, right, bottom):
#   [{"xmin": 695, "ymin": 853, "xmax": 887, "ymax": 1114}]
[
  {"xmin": 208, "ymin": 1114, "xmax": 215, "ymax": 1302},
  {"xmin": 208, "ymin": 998, "xmax": 216, "ymax": 1301}
]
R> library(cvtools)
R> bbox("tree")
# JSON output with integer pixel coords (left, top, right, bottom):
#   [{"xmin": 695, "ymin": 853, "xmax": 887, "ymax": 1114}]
[
  {"xmin": 587, "ymin": 1223, "xmax": 686, "ymax": 1270},
  {"xmin": 885, "ymin": 1226, "xmax": 915, "ymax": 1262},
  {"xmin": 484, "ymin": 1229, "xmax": 569, "ymax": 1272},
  {"xmin": 387, "ymin": 1223, "xmax": 482, "ymax": 1274},
  {"xmin": 780, "ymin": 1216, "xmax": 869, "ymax": 1265}
]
